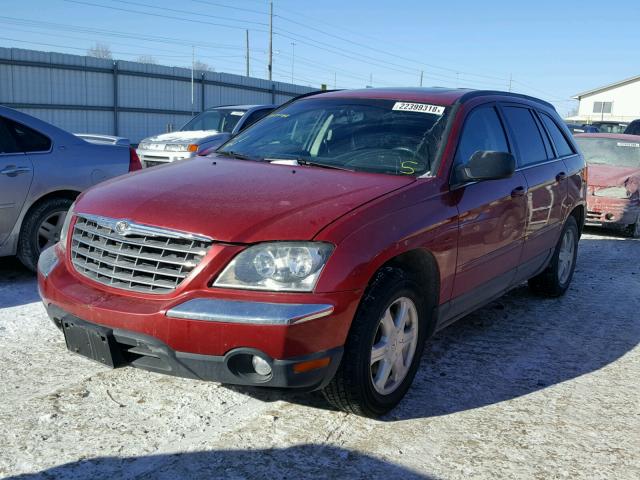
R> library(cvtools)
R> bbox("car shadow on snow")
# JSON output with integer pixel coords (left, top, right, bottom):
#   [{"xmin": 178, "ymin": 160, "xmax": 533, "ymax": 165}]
[
  {"xmin": 5, "ymin": 445, "xmax": 438, "ymax": 480},
  {"xmin": 0, "ymin": 257, "xmax": 41, "ymax": 308},
  {"xmin": 233, "ymin": 235, "xmax": 640, "ymax": 421}
]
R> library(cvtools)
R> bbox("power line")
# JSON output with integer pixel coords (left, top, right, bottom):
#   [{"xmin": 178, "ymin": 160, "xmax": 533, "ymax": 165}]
[{"xmin": 111, "ymin": 0, "xmax": 269, "ymax": 26}]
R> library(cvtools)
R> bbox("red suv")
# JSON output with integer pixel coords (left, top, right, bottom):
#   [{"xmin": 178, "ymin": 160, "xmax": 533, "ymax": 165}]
[{"xmin": 38, "ymin": 88, "xmax": 586, "ymax": 416}]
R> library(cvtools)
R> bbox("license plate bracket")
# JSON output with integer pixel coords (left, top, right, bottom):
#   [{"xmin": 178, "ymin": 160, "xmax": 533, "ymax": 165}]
[{"xmin": 62, "ymin": 319, "xmax": 121, "ymax": 368}]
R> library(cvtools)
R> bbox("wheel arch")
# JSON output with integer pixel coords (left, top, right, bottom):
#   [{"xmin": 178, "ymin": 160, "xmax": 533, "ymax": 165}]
[
  {"xmin": 364, "ymin": 248, "xmax": 441, "ymax": 338},
  {"xmin": 569, "ymin": 204, "xmax": 585, "ymax": 236}
]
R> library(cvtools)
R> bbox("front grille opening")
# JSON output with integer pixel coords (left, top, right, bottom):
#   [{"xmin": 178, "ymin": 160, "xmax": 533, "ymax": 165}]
[{"xmin": 71, "ymin": 215, "xmax": 212, "ymax": 294}]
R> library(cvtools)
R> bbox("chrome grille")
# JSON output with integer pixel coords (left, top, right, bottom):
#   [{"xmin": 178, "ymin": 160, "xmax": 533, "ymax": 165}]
[{"xmin": 70, "ymin": 215, "xmax": 213, "ymax": 294}]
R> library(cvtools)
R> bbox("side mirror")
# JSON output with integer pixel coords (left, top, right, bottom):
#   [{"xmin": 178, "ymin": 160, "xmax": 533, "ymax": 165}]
[{"xmin": 455, "ymin": 150, "xmax": 516, "ymax": 183}]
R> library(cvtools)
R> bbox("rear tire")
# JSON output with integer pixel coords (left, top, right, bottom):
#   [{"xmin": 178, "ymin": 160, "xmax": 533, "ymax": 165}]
[
  {"xmin": 17, "ymin": 198, "xmax": 73, "ymax": 272},
  {"xmin": 322, "ymin": 267, "xmax": 429, "ymax": 417},
  {"xmin": 528, "ymin": 215, "xmax": 579, "ymax": 297}
]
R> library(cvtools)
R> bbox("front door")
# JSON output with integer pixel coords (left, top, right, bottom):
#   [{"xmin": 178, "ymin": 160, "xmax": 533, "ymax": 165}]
[
  {"xmin": 449, "ymin": 104, "xmax": 528, "ymax": 317},
  {"xmin": 0, "ymin": 117, "xmax": 33, "ymax": 246}
]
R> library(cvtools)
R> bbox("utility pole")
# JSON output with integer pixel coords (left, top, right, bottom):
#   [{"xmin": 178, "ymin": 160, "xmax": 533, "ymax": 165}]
[
  {"xmin": 419, "ymin": 70, "xmax": 423, "ymax": 87},
  {"xmin": 334, "ymin": 72, "xmax": 337, "ymax": 89},
  {"xmin": 191, "ymin": 45, "xmax": 195, "ymax": 116},
  {"xmin": 245, "ymin": 29, "xmax": 250, "ymax": 77},
  {"xmin": 268, "ymin": 1, "xmax": 273, "ymax": 81},
  {"xmin": 291, "ymin": 42, "xmax": 295, "ymax": 84},
  {"xmin": 508, "ymin": 73, "xmax": 513, "ymax": 92}
]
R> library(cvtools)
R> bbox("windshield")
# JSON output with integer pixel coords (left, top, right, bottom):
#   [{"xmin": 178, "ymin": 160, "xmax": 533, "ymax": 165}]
[
  {"xmin": 181, "ymin": 109, "xmax": 246, "ymax": 133},
  {"xmin": 576, "ymin": 137, "xmax": 640, "ymax": 168},
  {"xmin": 218, "ymin": 98, "xmax": 450, "ymax": 176}
]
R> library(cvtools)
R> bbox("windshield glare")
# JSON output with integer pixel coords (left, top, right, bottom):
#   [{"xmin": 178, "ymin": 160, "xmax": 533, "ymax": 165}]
[
  {"xmin": 181, "ymin": 109, "xmax": 246, "ymax": 133},
  {"xmin": 218, "ymin": 98, "xmax": 450, "ymax": 176},
  {"xmin": 576, "ymin": 137, "xmax": 640, "ymax": 168}
]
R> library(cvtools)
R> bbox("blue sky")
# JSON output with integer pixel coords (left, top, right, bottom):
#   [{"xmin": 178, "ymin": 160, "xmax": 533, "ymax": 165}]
[{"xmin": 3, "ymin": 0, "xmax": 639, "ymax": 115}]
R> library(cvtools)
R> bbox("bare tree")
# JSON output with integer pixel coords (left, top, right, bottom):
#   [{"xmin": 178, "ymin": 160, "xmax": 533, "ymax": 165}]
[
  {"xmin": 136, "ymin": 55, "xmax": 157, "ymax": 65},
  {"xmin": 193, "ymin": 60, "xmax": 213, "ymax": 72},
  {"xmin": 87, "ymin": 42, "xmax": 113, "ymax": 59}
]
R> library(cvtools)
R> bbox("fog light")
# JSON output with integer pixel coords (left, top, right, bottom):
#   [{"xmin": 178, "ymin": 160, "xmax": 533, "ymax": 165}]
[
  {"xmin": 605, "ymin": 213, "xmax": 614, "ymax": 220},
  {"xmin": 251, "ymin": 356, "xmax": 272, "ymax": 376}
]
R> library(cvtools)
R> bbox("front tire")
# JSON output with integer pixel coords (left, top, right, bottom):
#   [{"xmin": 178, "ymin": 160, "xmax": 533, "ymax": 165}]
[
  {"xmin": 528, "ymin": 215, "xmax": 579, "ymax": 297},
  {"xmin": 322, "ymin": 267, "xmax": 429, "ymax": 417},
  {"xmin": 17, "ymin": 198, "xmax": 72, "ymax": 272},
  {"xmin": 626, "ymin": 216, "xmax": 640, "ymax": 238}
]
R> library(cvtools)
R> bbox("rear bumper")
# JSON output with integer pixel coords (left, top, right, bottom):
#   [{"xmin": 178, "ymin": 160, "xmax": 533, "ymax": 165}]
[{"xmin": 45, "ymin": 304, "xmax": 342, "ymax": 389}]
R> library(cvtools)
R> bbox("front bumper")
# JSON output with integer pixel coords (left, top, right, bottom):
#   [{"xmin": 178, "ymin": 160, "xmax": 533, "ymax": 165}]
[
  {"xmin": 38, "ymin": 247, "xmax": 360, "ymax": 387},
  {"xmin": 46, "ymin": 304, "xmax": 342, "ymax": 389},
  {"xmin": 586, "ymin": 196, "xmax": 639, "ymax": 228}
]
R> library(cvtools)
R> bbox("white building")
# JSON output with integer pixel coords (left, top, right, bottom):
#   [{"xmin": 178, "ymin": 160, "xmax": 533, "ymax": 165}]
[{"xmin": 568, "ymin": 74, "xmax": 640, "ymax": 124}]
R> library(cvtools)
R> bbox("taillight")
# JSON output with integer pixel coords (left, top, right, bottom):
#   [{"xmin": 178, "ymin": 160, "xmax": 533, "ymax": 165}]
[{"xmin": 129, "ymin": 147, "xmax": 142, "ymax": 171}]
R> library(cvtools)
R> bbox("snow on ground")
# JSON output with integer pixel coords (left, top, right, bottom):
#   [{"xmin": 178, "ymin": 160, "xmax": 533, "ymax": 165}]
[{"xmin": 0, "ymin": 230, "xmax": 638, "ymax": 479}]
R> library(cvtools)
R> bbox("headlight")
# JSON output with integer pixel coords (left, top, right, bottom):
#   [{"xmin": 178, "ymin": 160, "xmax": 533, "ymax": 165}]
[
  {"xmin": 593, "ymin": 186, "xmax": 630, "ymax": 199},
  {"xmin": 58, "ymin": 202, "xmax": 76, "ymax": 251},
  {"xmin": 138, "ymin": 142, "xmax": 150, "ymax": 150},
  {"xmin": 213, "ymin": 242, "xmax": 333, "ymax": 292}
]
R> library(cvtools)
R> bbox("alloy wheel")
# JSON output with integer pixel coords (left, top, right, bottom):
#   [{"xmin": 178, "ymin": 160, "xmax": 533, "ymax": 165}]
[
  {"xmin": 37, "ymin": 210, "xmax": 68, "ymax": 252},
  {"xmin": 370, "ymin": 296, "xmax": 419, "ymax": 395},
  {"xmin": 557, "ymin": 228, "xmax": 575, "ymax": 284}
]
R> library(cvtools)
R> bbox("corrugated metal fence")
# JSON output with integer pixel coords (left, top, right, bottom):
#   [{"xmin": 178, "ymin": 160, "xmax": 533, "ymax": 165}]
[{"xmin": 0, "ymin": 47, "xmax": 315, "ymax": 143}]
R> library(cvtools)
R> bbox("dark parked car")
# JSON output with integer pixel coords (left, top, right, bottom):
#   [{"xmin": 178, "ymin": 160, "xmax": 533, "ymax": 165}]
[
  {"xmin": 623, "ymin": 119, "xmax": 640, "ymax": 135},
  {"xmin": 589, "ymin": 121, "xmax": 628, "ymax": 134},
  {"xmin": 565, "ymin": 123, "xmax": 599, "ymax": 134},
  {"xmin": 38, "ymin": 88, "xmax": 586, "ymax": 416},
  {"xmin": 575, "ymin": 133, "xmax": 640, "ymax": 237}
]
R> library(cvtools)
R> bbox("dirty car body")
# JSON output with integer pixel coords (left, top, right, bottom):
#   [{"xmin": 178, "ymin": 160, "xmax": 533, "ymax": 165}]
[
  {"xmin": 575, "ymin": 133, "xmax": 640, "ymax": 237},
  {"xmin": 38, "ymin": 88, "xmax": 587, "ymax": 416}
]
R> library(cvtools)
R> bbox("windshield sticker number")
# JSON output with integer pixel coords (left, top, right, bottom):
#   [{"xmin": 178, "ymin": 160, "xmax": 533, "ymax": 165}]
[
  {"xmin": 617, "ymin": 142, "xmax": 640, "ymax": 148},
  {"xmin": 392, "ymin": 102, "xmax": 445, "ymax": 115}
]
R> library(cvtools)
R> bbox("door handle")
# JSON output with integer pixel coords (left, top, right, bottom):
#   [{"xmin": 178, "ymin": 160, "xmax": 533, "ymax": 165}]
[
  {"xmin": 0, "ymin": 166, "xmax": 32, "ymax": 177},
  {"xmin": 556, "ymin": 172, "xmax": 567, "ymax": 181},
  {"xmin": 511, "ymin": 186, "xmax": 527, "ymax": 197}
]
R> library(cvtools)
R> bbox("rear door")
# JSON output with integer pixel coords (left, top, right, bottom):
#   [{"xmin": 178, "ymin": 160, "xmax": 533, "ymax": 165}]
[
  {"xmin": 500, "ymin": 104, "xmax": 567, "ymax": 279},
  {"xmin": 450, "ymin": 104, "xmax": 528, "ymax": 312},
  {"xmin": 0, "ymin": 117, "xmax": 34, "ymax": 245}
]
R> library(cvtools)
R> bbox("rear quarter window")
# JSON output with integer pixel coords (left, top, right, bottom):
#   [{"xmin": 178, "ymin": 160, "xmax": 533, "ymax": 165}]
[{"xmin": 4, "ymin": 118, "xmax": 51, "ymax": 152}]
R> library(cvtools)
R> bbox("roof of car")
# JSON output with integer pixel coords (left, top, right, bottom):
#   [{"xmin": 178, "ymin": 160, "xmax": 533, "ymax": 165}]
[
  {"xmin": 574, "ymin": 133, "xmax": 640, "ymax": 141},
  {"xmin": 305, "ymin": 87, "xmax": 554, "ymax": 109}
]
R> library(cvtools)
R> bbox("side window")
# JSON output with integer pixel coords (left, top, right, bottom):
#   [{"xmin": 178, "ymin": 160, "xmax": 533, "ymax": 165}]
[
  {"xmin": 539, "ymin": 112, "xmax": 574, "ymax": 157},
  {"xmin": 0, "ymin": 118, "xmax": 20, "ymax": 154},
  {"xmin": 4, "ymin": 118, "xmax": 51, "ymax": 152},
  {"xmin": 454, "ymin": 106, "xmax": 509, "ymax": 166},
  {"xmin": 240, "ymin": 108, "xmax": 273, "ymax": 131},
  {"xmin": 502, "ymin": 107, "xmax": 547, "ymax": 167}
]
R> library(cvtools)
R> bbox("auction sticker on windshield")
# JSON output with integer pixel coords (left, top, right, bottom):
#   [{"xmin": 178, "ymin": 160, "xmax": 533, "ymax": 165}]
[
  {"xmin": 392, "ymin": 102, "xmax": 445, "ymax": 115},
  {"xmin": 617, "ymin": 142, "xmax": 640, "ymax": 148}
]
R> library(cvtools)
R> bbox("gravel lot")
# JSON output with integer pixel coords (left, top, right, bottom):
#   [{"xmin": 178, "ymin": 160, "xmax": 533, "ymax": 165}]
[{"xmin": 0, "ymin": 229, "xmax": 638, "ymax": 480}]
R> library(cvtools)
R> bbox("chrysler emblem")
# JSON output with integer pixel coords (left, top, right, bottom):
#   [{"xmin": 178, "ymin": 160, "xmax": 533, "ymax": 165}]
[{"xmin": 114, "ymin": 221, "xmax": 130, "ymax": 235}]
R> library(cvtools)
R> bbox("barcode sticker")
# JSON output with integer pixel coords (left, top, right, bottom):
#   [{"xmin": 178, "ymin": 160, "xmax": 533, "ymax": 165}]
[
  {"xmin": 617, "ymin": 142, "xmax": 640, "ymax": 148},
  {"xmin": 392, "ymin": 102, "xmax": 445, "ymax": 115}
]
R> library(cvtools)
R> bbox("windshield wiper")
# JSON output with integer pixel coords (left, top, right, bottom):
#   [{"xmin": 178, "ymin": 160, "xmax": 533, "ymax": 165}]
[
  {"xmin": 290, "ymin": 158, "xmax": 355, "ymax": 172},
  {"xmin": 216, "ymin": 150, "xmax": 261, "ymax": 161}
]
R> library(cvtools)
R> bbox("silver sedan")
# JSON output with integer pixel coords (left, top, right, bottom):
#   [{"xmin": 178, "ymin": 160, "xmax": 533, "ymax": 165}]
[{"xmin": 0, "ymin": 106, "xmax": 139, "ymax": 270}]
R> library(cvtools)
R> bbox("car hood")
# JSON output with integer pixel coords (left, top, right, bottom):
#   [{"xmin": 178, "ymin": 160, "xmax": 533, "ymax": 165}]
[
  {"xmin": 76, "ymin": 156, "xmax": 416, "ymax": 243},
  {"xmin": 142, "ymin": 130, "xmax": 221, "ymax": 145},
  {"xmin": 588, "ymin": 163, "xmax": 640, "ymax": 188}
]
